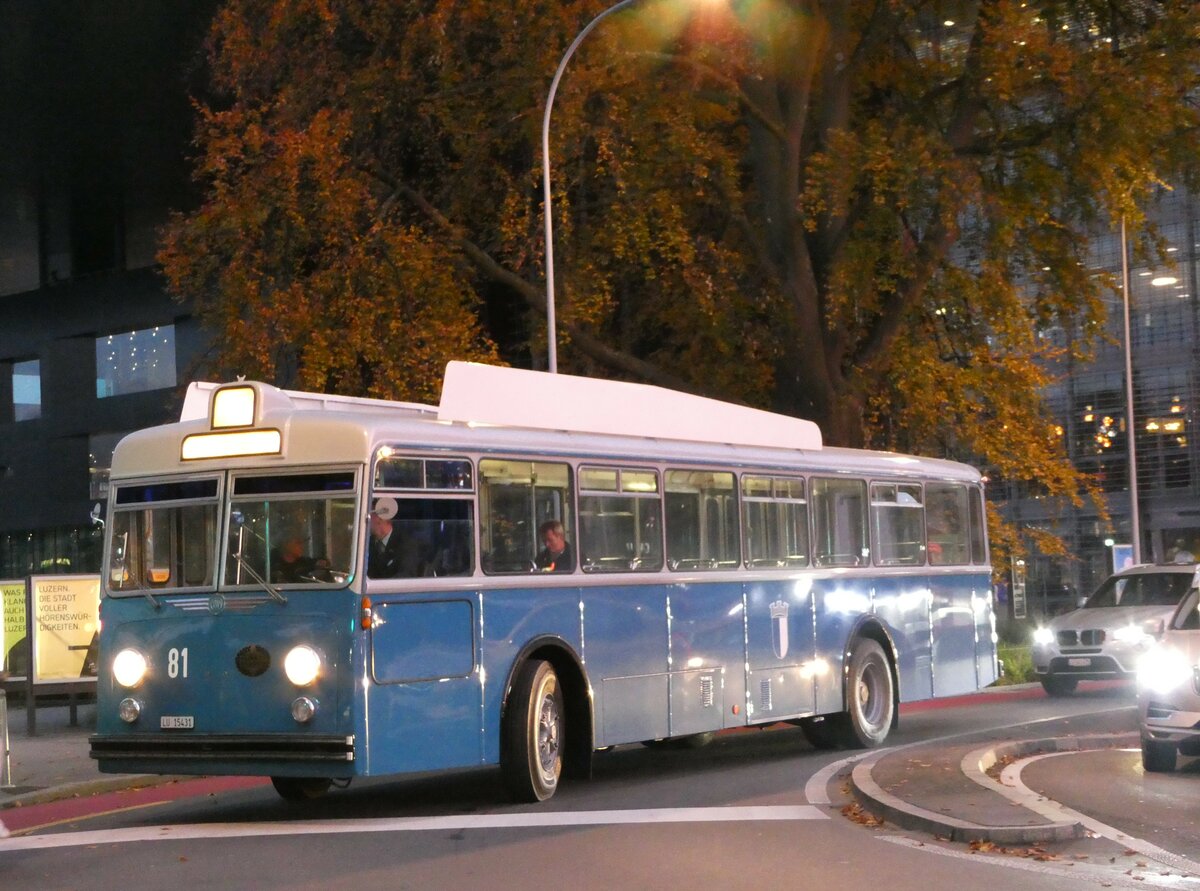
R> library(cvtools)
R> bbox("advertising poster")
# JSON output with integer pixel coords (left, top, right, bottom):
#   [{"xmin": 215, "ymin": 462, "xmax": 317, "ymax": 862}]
[
  {"xmin": 31, "ymin": 575, "xmax": 100, "ymax": 684},
  {"xmin": 2, "ymin": 579, "xmax": 26, "ymax": 678}
]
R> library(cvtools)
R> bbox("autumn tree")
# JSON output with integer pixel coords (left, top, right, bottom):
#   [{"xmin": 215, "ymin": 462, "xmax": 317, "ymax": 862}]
[{"xmin": 161, "ymin": 1, "xmax": 1200, "ymax": 555}]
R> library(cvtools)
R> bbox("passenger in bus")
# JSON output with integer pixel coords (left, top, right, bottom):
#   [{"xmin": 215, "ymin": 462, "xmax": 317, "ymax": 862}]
[
  {"xmin": 272, "ymin": 530, "xmax": 330, "ymax": 583},
  {"xmin": 535, "ymin": 519, "xmax": 574, "ymax": 572},
  {"xmin": 367, "ymin": 497, "xmax": 408, "ymax": 578}
]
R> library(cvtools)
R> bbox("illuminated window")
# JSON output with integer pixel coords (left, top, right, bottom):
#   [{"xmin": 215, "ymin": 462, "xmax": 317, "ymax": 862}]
[
  {"xmin": 13, "ymin": 359, "xmax": 41, "ymax": 421},
  {"xmin": 95, "ymin": 325, "xmax": 176, "ymax": 398}
]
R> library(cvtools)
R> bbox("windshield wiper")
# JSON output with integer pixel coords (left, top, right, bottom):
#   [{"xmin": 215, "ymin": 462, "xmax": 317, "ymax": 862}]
[
  {"xmin": 230, "ymin": 547, "xmax": 287, "ymax": 605},
  {"xmin": 230, "ymin": 525, "xmax": 287, "ymax": 604}
]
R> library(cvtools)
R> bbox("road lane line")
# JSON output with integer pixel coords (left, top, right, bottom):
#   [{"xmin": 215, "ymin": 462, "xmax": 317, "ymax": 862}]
[
  {"xmin": 804, "ymin": 703, "xmax": 1132, "ymax": 806},
  {"xmin": 877, "ymin": 835, "xmax": 1200, "ymax": 889},
  {"xmin": 999, "ymin": 750, "xmax": 1200, "ymax": 878},
  {"xmin": 0, "ymin": 805, "xmax": 826, "ymax": 852}
]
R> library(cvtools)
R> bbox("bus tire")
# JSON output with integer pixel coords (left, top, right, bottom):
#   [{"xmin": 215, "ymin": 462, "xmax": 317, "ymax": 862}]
[
  {"xmin": 503, "ymin": 659, "xmax": 564, "ymax": 803},
  {"xmin": 838, "ymin": 638, "xmax": 895, "ymax": 748},
  {"xmin": 270, "ymin": 776, "xmax": 332, "ymax": 801}
]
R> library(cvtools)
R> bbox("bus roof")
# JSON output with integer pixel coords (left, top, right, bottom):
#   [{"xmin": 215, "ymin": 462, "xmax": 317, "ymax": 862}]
[{"xmin": 110, "ymin": 364, "xmax": 978, "ymax": 483}]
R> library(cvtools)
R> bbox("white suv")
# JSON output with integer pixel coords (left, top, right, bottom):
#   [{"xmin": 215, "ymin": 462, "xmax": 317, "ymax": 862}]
[
  {"xmin": 1032, "ymin": 563, "xmax": 1197, "ymax": 696},
  {"xmin": 1137, "ymin": 587, "xmax": 1200, "ymax": 772}
]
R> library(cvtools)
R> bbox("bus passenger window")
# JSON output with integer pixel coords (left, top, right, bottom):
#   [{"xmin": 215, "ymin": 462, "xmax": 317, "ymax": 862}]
[
  {"xmin": 811, "ymin": 477, "xmax": 868, "ymax": 567},
  {"xmin": 665, "ymin": 470, "xmax": 739, "ymax": 570},
  {"xmin": 479, "ymin": 459, "xmax": 575, "ymax": 574},
  {"xmin": 742, "ymin": 475, "xmax": 808, "ymax": 568},
  {"xmin": 925, "ymin": 483, "xmax": 969, "ymax": 566},
  {"xmin": 870, "ymin": 483, "xmax": 924, "ymax": 566},
  {"xmin": 579, "ymin": 467, "xmax": 663, "ymax": 572},
  {"xmin": 369, "ymin": 454, "xmax": 476, "ymax": 579},
  {"xmin": 968, "ymin": 487, "xmax": 988, "ymax": 565}
]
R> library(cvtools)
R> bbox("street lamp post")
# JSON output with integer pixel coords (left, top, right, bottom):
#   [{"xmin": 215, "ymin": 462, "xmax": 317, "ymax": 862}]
[
  {"xmin": 541, "ymin": 0, "xmax": 639, "ymax": 374},
  {"xmin": 1120, "ymin": 213, "xmax": 1142, "ymax": 563}
]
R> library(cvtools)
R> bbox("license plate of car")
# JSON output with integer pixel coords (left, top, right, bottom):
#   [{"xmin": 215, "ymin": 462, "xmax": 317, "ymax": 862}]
[
  {"xmin": 160, "ymin": 715, "xmax": 194, "ymax": 730},
  {"xmin": 1067, "ymin": 658, "xmax": 1091, "ymax": 667}
]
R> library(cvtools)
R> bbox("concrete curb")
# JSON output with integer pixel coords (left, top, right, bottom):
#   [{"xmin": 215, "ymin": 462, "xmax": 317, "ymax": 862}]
[{"xmin": 851, "ymin": 733, "xmax": 1139, "ymax": 845}]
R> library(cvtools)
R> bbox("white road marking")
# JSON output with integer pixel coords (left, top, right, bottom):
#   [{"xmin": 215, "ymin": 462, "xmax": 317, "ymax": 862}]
[
  {"xmin": 998, "ymin": 749, "xmax": 1200, "ymax": 878},
  {"xmin": 803, "ymin": 703, "xmax": 1132, "ymax": 806},
  {"xmin": 878, "ymin": 835, "xmax": 1200, "ymax": 889},
  {"xmin": 0, "ymin": 805, "xmax": 826, "ymax": 852}
]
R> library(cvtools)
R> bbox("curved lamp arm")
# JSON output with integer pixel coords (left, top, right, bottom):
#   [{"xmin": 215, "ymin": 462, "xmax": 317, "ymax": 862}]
[{"xmin": 541, "ymin": 0, "xmax": 639, "ymax": 373}]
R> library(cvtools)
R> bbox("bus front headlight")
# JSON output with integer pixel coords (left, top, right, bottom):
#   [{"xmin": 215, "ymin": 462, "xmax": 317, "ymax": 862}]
[
  {"xmin": 284, "ymin": 645, "xmax": 321, "ymax": 687},
  {"xmin": 112, "ymin": 649, "xmax": 149, "ymax": 688}
]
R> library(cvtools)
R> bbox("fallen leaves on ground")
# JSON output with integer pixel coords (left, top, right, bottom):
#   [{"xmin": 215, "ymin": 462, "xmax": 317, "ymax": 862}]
[
  {"xmin": 840, "ymin": 803, "xmax": 885, "ymax": 827},
  {"xmin": 968, "ymin": 840, "xmax": 1061, "ymax": 861}
]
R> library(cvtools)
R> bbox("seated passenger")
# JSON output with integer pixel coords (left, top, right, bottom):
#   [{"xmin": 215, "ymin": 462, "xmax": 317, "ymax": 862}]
[
  {"xmin": 271, "ymin": 531, "xmax": 329, "ymax": 583},
  {"xmin": 535, "ymin": 520, "xmax": 574, "ymax": 573}
]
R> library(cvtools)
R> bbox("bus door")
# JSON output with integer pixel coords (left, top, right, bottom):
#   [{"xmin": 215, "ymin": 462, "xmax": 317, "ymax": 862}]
[
  {"xmin": 869, "ymin": 482, "xmax": 933, "ymax": 701},
  {"xmin": 741, "ymin": 475, "xmax": 816, "ymax": 723},
  {"xmin": 809, "ymin": 477, "xmax": 871, "ymax": 716},
  {"xmin": 926, "ymin": 483, "xmax": 978, "ymax": 696},
  {"xmin": 364, "ymin": 455, "xmax": 481, "ymax": 775}
]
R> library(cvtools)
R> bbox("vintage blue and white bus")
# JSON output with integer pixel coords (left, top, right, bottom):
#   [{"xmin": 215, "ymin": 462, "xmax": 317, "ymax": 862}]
[{"xmin": 91, "ymin": 362, "xmax": 997, "ymax": 802}]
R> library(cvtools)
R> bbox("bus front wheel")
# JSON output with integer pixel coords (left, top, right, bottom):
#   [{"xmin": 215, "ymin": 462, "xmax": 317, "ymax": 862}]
[
  {"xmin": 271, "ymin": 776, "xmax": 332, "ymax": 801},
  {"xmin": 503, "ymin": 659, "xmax": 564, "ymax": 803},
  {"xmin": 826, "ymin": 639, "xmax": 895, "ymax": 749}
]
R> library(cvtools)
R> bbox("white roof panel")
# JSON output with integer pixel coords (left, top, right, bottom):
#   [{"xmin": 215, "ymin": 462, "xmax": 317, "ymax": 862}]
[{"xmin": 437, "ymin": 362, "xmax": 822, "ymax": 451}]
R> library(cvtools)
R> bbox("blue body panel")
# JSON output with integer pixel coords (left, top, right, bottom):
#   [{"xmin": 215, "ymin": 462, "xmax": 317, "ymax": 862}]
[{"xmin": 95, "ymin": 570, "xmax": 997, "ymax": 780}]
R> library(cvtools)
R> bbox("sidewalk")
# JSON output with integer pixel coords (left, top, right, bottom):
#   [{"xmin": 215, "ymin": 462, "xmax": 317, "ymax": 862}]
[{"xmin": 1, "ymin": 699, "xmax": 165, "ymax": 810}]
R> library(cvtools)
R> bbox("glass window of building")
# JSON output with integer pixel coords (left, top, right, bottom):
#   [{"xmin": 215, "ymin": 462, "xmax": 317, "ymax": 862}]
[
  {"xmin": 88, "ymin": 431, "xmax": 130, "ymax": 501},
  {"xmin": 12, "ymin": 358, "xmax": 41, "ymax": 421},
  {"xmin": 95, "ymin": 325, "xmax": 176, "ymax": 398}
]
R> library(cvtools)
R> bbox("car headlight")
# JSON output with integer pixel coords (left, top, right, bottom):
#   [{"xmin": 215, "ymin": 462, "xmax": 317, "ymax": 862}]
[
  {"xmin": 1114, "ymin": 624, "xmax": 1152, "ymax": 645},
  {"xmin": 112, "ymin": 648, "xmax": 148, "ymax": 688},
  {"xmin": 1137, "ymin": 645, "xmax": 1193, "ymax": 695},
  {"xmin": 1033, "ymin": 627, "xmax": 1055, "ymax": 646},
  {"xmin": 284, "ymin": 645, "xmax": 322, "ymax": 687}
]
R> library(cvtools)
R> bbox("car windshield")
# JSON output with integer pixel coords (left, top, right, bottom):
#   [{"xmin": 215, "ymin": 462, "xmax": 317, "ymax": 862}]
[{"xmin": 1084, "ymin": 572, "xmax": 1195, "ymax": 609}]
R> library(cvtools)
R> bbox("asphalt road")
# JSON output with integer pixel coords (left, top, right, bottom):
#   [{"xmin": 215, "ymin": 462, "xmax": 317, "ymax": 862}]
[{"xmin": 4, "ymin": 686, "xmax": 1199, "ymax": 891}]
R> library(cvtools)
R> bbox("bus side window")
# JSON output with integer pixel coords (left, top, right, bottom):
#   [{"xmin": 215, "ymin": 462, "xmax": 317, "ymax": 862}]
[
  {"xmin": 925, "ymin": 483, "xmax": 969, "ymax": 566},
  {"xmin": 578, "ymin": 467, "xmax": 663, "ymax": 572},
  {"xmin": 742, "ymin": 475, "xmax": 808, "ymax": 568},
  {"xmin": 665, "ymin": 469, "xmax": 738, "ymax": 570},
  {"xmin": 968, "ymin": 486, "xmax": 988, "ymax": 564},
  {"xmin": 479, "ymin": 458, "xmax": 575, "ymax": 574},
  {"xmin": 811, "ymin": 477, "xmax": 868, "ymax": 567},
  {"xmin": 870, "ymin": 482, "xmax": 924, "ymax": 566}
]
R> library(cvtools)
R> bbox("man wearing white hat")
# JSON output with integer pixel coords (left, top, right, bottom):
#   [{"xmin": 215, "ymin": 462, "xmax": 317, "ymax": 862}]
[{"xmin": 368, "ymin": 496, "xmax": 407, "ymax": 579}]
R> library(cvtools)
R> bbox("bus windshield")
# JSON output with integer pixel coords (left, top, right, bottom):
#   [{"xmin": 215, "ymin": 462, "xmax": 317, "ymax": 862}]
[
  {"xmin": 224, "ymin": 471, "xmax": 358, "ymax": 588},
  {"xmin": 109, "ymin": 478, "xmax": 221, "ymax": 592}
]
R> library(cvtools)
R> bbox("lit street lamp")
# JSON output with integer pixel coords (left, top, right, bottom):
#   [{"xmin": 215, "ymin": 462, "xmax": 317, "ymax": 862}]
[
  {"xmin": 541, "ymin": 0, "xmax": 640, "ymax": 373},
  {"xmin": 1120, "ymin": 214, "xmax": 1142, "ymax": 563}
]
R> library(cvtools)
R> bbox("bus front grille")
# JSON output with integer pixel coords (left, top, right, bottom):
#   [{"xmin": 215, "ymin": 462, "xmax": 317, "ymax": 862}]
[{"xmin": 89, "ymin": 733, "xmax": 355, "ymax": 762}]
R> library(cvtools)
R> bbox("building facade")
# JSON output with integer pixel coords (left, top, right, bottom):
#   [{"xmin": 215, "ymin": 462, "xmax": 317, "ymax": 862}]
[
  {"xmin": 0, "ymin": 3, "xmax": 216, "ymax": 578},
  {"xmin": 1000, "ymin": 187, "xmax": 1200, "ymax": 615}
]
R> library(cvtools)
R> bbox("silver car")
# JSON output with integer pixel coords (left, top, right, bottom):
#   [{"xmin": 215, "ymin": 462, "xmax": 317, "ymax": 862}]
[
  {"xmin": 1032, "ymin": 563, "xmax": 1198, "ymax": 697},
  {"xmin": 1137, "ymin": 587, "xmax": 1200, "ymax": 772}
]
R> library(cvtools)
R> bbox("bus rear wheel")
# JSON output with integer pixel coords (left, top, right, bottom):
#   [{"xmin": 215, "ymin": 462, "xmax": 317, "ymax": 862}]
[
  {"xmin": 820, "ymin": 639, "xmax": 895, "ymax": 749},
  {"xmin": 503, "ymin": 659, "xmax": 564, "ymax": 803},
  {"xmin": 271, "ymin": 776, "xmax": 332, "ymax": 801}
]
